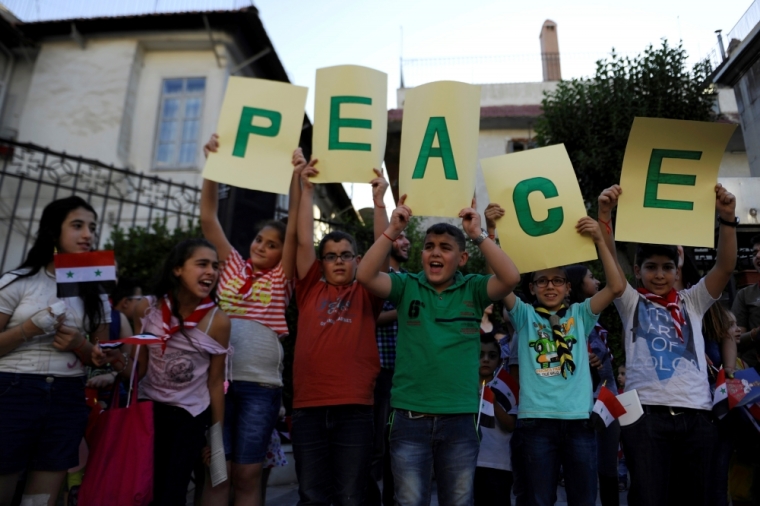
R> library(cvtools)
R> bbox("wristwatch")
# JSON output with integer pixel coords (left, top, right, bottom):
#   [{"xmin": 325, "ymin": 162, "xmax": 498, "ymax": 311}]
[{"xmin": 471, "ymin": 229, "xmax": 489, "ymax": 246}]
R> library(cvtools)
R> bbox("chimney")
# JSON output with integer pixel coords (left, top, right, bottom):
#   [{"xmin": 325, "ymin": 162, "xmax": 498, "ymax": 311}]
[{"xmin": 540, "ymin": 20, "xmax": 561, "ymax": 81}]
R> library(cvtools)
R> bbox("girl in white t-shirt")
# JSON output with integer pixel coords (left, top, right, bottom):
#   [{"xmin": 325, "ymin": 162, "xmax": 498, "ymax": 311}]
[
  {"xmin": 200, "ymin": 134, "xmax": 310, "ymax": 506},
  {"xmin": 0, "ymin": 196, "xmax": 110, "ymax": 506}
]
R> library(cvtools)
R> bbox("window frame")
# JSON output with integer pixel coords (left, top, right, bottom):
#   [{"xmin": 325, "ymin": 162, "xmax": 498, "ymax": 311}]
[{"xmin": 152, "ymin": 76, "xmax": 207, "ymax": 171}]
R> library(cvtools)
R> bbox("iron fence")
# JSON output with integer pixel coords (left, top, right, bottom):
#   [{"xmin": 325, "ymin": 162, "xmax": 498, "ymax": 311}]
[{"xmin": 0, "ymin": 138, "xmax": 200, "ymax": 273}]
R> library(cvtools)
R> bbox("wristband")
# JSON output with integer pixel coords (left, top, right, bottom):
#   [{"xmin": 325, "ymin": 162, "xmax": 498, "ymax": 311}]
[
  {"xmin": 382, "ymin": 232, "xmax": 395, "ymax": 242},
  {"xmin": 19, "ymin": 323, "xmax": 29, "ymax": 342},
  {"xmin": 718, "ymin": 216, "xmax": 738, "ymax": 227},
  {"xmin": 71, "ymin": 338, "xmax": 87, "ymax": 354},
  {"xmin": 598, "ymin": 217, "xmax": 612, "ymax": 235}
]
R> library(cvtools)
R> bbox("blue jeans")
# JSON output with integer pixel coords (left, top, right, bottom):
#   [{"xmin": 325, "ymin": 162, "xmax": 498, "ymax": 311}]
[
  {"xmin": 389, "ymin": 410, "xmax": 480, "ymax": 506},
  {"xmin": 511, "ymin": 418, "xmax": 597, "ymax": 506},
  {"xmin": 291, "ymin": 404, "xmax": 374, "ymax": 506},
  {"xmin": 223, "ymin": 380, "xmax": 282, "ymax": 464},
  {"xmin": 620, "ymin": 409, "xmax": 717, "ymax": 506}
]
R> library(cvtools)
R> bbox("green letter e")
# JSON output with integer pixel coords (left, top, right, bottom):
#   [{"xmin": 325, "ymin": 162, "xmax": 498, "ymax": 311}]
[{"xmin": 232, "ymin": 107, "xmax": 282, "ymax": 158}]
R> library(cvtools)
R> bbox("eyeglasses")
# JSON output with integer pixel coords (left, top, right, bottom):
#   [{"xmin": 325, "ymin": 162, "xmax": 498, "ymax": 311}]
[
  {"xmin": 532, "ymin": 277, "xmax": 567, "ymax": 288},
  {"xmin": 480, "ymin": 351, "xmax": 500, "ymax": 360},
  {"xmin": 321, "ymin": 252, "xmax": 356, "ymax": 263}
]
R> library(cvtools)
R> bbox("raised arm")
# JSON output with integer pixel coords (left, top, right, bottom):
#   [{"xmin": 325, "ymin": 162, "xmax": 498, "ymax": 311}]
[
  {"xmin": 356, "ymin": 195, "xmax": 412, "ymax": 299},
  {"xmin": 282, "ymin": 148, "xmax": 310, "ymax": 280},
  {"xmin": 200, "ymin": 134, "xmax": 233, "ymax": 262},
  {"xmin": 296, "ymin": 161, "xmax": 319, "ymax": 280},
  {"xmin": 704, "ymin": 184, "xmax": 737, "ymax": 299},
  {"xmin": 578, "ymin": 217, "xmax": 626, "ymax": 315},
  {"xmin": 460, "ymin": 199, "xmax": 520, "ymax": 301},
  {"xmin": 371, "ymin": 168, "xmax": 391, "ymax": 273},
  {"xmin": 597, "ymin": 185, "xmax": 627, "ymax": 288}
]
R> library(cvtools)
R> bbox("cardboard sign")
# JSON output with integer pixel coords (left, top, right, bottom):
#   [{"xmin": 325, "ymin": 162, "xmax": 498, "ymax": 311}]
[
  {"xmin": 311, "ymin": 65, "xmax": 388, "ymax": 183},
  {"xmin": 398, "ymin": 81, "xmax": 481, "ymax": 217},
  {"xmin": 615, "ymin": 117, "xmax": 737, "ymax": 247},
  {"xmin": 481, "ymin": 144, "xmax": 597, "ymax": 273},
  {"xmin": 202, "ymin": 76, "xmax": 308, "ymax": 195}
]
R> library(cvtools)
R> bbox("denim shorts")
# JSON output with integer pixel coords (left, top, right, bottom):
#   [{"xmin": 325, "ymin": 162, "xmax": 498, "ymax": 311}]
[
  {"xmin": 0, "ymin": 372, "xmax": 89, "ymax": 474},
  {"xmin": 223, "ymin": 380, "xmax": 282, "ymax": 464}
]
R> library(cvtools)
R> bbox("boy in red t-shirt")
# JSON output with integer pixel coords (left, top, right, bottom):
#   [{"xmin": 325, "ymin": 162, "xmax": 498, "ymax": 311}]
[{"xmin": 292, "ymin": 162, "xmax": 390, "ymax": 506}]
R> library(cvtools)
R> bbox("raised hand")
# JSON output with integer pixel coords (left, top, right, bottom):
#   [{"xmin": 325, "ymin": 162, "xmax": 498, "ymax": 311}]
[
  {"xmin": 575, "ymin": 216, "xmax": 604, "ymax": 244},
  {"xmin": 370, "ymin": 168, "xmax": 389, "ymax": 207},
  {"xmin": 484, "ymin": 203, "xmax": 505, "ymax": 232},
  {"xmin": 598, "ymin": 185, "xmax": 622, "ymax": 216},
  {"xmin": 292, "ymin": 148, "xmax": 308, "ymax": 173},
  {"xmin": 715, "ymin": 183, "xmax": 736, "ymax": 221},
  {"xmin": 388, "ymin": 194, "xmax": 412, "ymax": 238},
  {"xmin": 459, "ymin": 198, "xmax": 482, "ymax": 240},
  {"xmin": 203, "ymin": 133, "xmax": 219, "ymax": 159},
  {"xmin": 300, "ymin": 159, "xmax": 319, "ymax": 191}
]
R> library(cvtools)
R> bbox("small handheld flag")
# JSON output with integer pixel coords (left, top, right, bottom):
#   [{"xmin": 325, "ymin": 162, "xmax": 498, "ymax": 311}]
[
  {"xmin": 491, "ymin": 365, "xmax": 519, "ymax": 412},
  {"xmin": 591, "ymin": 385, "xmax": 627, "ymax": 430},
  {"xmin": 479, "ymin": 385, "xmax": 496, "ymax": 429},
  {"xmin": 712, "ymin": 369, "xmax": 729, "ymax": 419},
  {"xmin": 54, "ymin": 251, "xmax": 116, "ymax": 298}
]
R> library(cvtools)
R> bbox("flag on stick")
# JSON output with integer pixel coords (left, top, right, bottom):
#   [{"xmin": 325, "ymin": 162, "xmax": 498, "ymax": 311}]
[
  {"xmin": 491, "ymin": 365, "xmax": 519, "ymax": 412},
  {"xmin": 478, "ymin": 385, "xmax": 496, "ymax": 429},
  {"xmin": 591, "ymin": 385, "xmax": 627, "ymax": 430},
  {"xmin": 713, "ymin": 369, "xmax": 729, "ymax": 419},
  {"xmin": 54, "ymin": 251, "xmax": 116, "ymax": 298}
]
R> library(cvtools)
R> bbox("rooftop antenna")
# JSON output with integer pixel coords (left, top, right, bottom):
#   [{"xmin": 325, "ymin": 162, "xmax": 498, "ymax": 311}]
[{"xmin": 399, "ymin": 26, "xmax": 405, "ymax": 89}]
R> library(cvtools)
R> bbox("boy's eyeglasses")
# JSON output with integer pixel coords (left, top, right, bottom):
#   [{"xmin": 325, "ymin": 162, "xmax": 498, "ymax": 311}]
[
  {"xmin": 480, "ymin": 351, "xmax": 500, "ymax": 360},
  {"xmin": 321, "ymin": 252, "xmax": 356, "ymax": 263},
  {"xmin": 533, "ymin": 277, "xmax": 567, "ymax": 288}
]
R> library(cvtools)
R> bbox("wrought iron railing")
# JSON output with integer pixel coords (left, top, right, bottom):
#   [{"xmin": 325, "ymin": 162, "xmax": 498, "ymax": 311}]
[{"xmin": 0, "ymin": 138, "xmax": 200, "ymax": 272}]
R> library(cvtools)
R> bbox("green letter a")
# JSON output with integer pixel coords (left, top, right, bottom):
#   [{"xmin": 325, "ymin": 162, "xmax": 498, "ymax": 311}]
[
  {"xmin": 411, "ymin": 117, "xmax": 458, "ymax": 180},
  {"xmin": 233, "ymin": 107, "xmax": 282, "ymax": 158}
]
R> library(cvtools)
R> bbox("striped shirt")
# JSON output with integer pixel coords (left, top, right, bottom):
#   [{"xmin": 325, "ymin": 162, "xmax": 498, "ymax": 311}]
[{"xmin": 217, "ymin": 248, "xmax": 294, "ymax": 336}]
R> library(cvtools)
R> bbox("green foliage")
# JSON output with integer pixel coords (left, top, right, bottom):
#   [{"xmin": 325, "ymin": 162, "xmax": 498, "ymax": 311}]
[
  {"xmin": 400, "ymin": 216, "xmax": 486, "ymax": 276},
  {"xmin": 535, "ymin": 40, "xmax": 716, "ymax": 212},
  {"xmin": 104, "ymin": 218, "xmax": 201, "ymax": 289}
]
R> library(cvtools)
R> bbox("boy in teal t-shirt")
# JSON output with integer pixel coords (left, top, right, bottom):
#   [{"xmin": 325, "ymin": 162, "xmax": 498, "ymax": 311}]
[
  {"xmin": 488, "ymin": 203, "xmax": 625, "ymax": 506},
  {"xmin": 357, "ymin": 196, "xmax": 520, "ymax": 506}
]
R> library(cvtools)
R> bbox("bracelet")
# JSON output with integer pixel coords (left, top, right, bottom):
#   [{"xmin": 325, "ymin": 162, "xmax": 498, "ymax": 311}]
[
  {"xmin": 113, "ymin": 355, "xmax": 129, "ymax": 374},
  {"xmin": 718, "ymin": 216, "xmax": 738, "ymax": 227},
  {"xmin": 598, "ymin": 217, "xmax": 612, "ymax": 235},
  {"xmin": 374, "ymin": 201, "xmax": 386, "ymax": 209},
  {"xmin": 382, "ymin": 232, "xmax": 395, "ymax": 242},
  {"xmin": 71, "ymin": 338, "xmax": 87, "ymax": 354},
  {"xmin": 488, "ymin": 234, "xmax": 495, "ymax": 240}
]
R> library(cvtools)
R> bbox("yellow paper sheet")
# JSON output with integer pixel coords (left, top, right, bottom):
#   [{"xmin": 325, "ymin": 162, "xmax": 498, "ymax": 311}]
[
  {"xmin": 481, "ymin": 144, "xmax": 598, "ymax": 273},
  {"xmin": 312, "ymin": 65, "xmax": 387, "ymax": 184},
  {"xmin": 202, "ymin": 76, "xmax": 308, "ymax": 195},
  {"xmin": 616, "ymin": 117, "xmax": 737, "ymax": 247},
  {"xmin": 399, "ymin": 81, "xmax": 481, "ymax": 217}
]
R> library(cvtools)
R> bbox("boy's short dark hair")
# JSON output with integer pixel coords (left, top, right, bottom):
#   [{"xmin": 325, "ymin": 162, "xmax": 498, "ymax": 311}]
[
  {"xmin": 480, "ymin": 332, "xmax": 500, "ymax": 348},
  {"xmin": 751, "ymin": 235, "xmax": 760, "ymax": 247},
  {"xmin": 425, "ymin": 223, "xmax": 466, "ymax": 251},
  {"xmin": 318, "ymin": 231, "xmax": 357, "ymax": 259},
  {"xmin": 634, "ymin": 244, "xmax": 678, "ymax": 266},
  {"xmin": 112, "ymin": 277, "xmax": 141, "ymax": 305}
]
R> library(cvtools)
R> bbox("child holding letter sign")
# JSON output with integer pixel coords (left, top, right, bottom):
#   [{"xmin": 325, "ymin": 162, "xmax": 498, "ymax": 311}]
[
  {"xmin": 487, "ymin": 203, "xmax": 625, "ymax": 505},
  {"xmin": 599, "ymin": 183, "xmax": 737, "ymax": 506},
  {"xmin": 356, "ymin": 197, "xmax": 521, "ymax": 506}
]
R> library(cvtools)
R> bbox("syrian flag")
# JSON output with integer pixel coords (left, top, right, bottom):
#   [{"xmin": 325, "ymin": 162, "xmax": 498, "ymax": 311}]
[
  {"xmin": 590, "ymin": 385, "xmax": 627, "ymax": 430},
  {"xmin": 54, "ymin": 251, "xmax": 116, "ymax": 298},
  {"xmin": 491, "ymin": 365, "xmax": 519, "ymax": 412},
  {"xmin": 478, "ymin": 386, "xmax": 496, "ymax": 429},
  {"xmin": 99, "ymin": 334, "xmax": 164, "ymax": 348},
  {"xmin": 712, "ymin": 369, "xmax": 729, "ymax": 419}
]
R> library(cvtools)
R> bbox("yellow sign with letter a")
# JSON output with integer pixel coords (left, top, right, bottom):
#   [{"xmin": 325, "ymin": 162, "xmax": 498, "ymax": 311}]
[
  {"xmin": 481, "ymin": 144, "xmax": 597, "ymax": 273},
  {"xmin": 311, "ymin": 65, "xmax": 387, "ymax": 183},
  {"xmin": 202, "ymin": 76, "xmax": 308, "ymax": 195},
  {"xmin": 399, "ymin": 81, "xmax": 481, "ymax": 218},
  {"xmin": 615, "ymin": 117, "xmax": 736, "ymax": 247}
]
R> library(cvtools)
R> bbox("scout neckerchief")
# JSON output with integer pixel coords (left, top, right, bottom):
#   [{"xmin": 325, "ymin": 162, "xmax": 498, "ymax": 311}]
[
  {"xmin": 237, "ymin": 259, "xmax": 272, "ymax": 299},
  {"xmin": 636, "ymin": 287, "xmax": 685, "ymax": 343},
  {"xmin": 161, "ymin": 295, "xmax": 216, "ymax": 350},
  {"xmin": 533, "ymin": 303, "xmax": 575, "ymax": 379}
]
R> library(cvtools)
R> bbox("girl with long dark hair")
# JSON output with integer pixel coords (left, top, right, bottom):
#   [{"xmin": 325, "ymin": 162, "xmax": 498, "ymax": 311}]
[
  {"xmin": 0, "ymin": 196, "xmax": 110, "ymax": 506},
  {"xmin": 124, "ymin": 238, "xmax": 230, "ymax": 506}
]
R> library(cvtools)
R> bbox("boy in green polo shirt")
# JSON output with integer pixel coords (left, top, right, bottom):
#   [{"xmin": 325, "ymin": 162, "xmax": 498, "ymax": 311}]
[{"xmin": 357, "ymin": 196, "xmax": 520, "ymax": 506}]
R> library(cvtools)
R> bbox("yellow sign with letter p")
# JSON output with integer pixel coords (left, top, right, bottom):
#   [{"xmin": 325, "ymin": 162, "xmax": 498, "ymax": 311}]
[
  {"xmin": 202, "ymin": 76, "xmax": 308, "ymax": 195},
  {"xmin": 615, "ymin": 117, "xmax": 736, "ymax": 247},
  {"xmin": 481, "ymin": 144, "xmax": 597, "ymax": 273}
]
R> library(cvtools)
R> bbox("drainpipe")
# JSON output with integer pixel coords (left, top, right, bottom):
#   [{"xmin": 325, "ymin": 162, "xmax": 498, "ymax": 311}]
[{"xmin": 716, "ymin": 30, "xmax": 726, "ymax": 60}]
